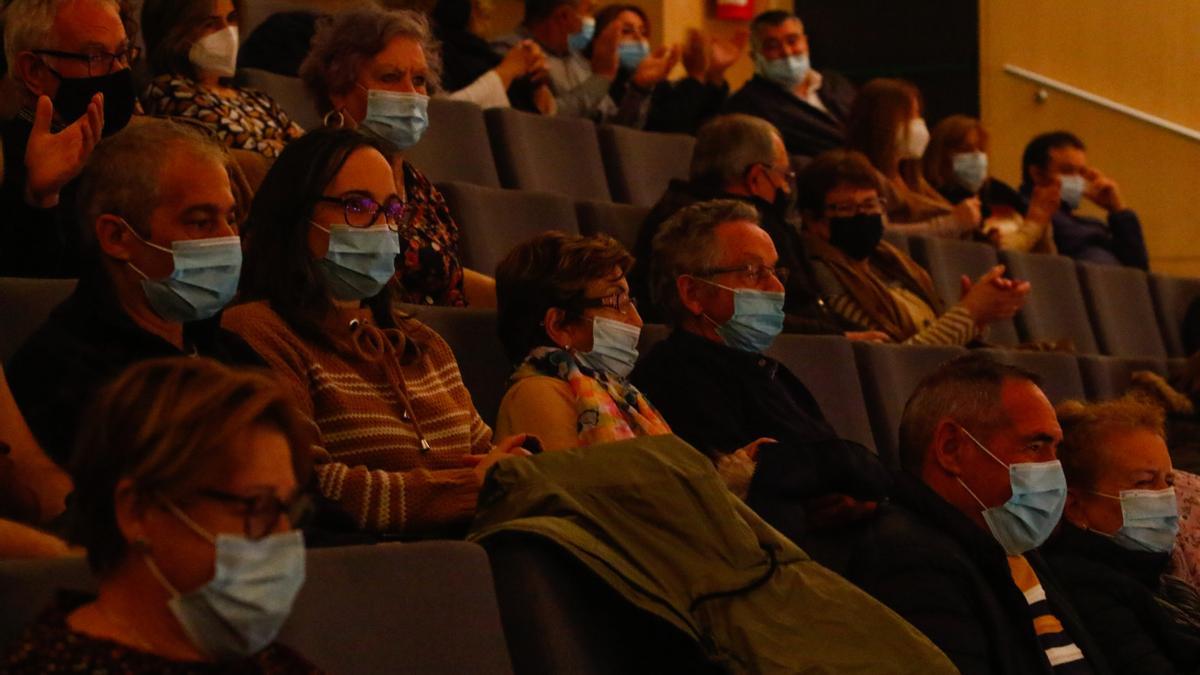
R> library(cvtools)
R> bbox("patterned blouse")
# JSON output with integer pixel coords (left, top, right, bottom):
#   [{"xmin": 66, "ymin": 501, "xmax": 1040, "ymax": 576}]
[
  {"xmin": 0, "ymin": 594, "xmax": 324, "ymax": 674},
  {"xmin": 395, "ymin": 161, "xmax": 467, "ymax": 307},
  {"xmin": 143, "ymin": 74, "xmax": 304, "ymax": 158}
]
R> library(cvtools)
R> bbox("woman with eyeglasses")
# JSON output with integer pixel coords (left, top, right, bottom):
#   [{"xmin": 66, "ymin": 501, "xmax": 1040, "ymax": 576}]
[
  {"xmin": 141, "ymin": 0, "xmax": 304, "ymax": 159},
  {"xmin": 799, "ymin": 149, "xmax": 1030, "ymax": 346},
  {"xmin": 223, "ymin": 127, "xmax": 530, "ymax": 537},
  {"xmin": 0, "ymin": 357, "xmax": 321, "ymax": 671}
]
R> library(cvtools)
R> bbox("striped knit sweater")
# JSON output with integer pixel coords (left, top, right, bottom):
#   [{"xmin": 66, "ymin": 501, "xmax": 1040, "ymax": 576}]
[{"xmin": 223, "ymin": 301, "xmax": 492, "ymax": 535}]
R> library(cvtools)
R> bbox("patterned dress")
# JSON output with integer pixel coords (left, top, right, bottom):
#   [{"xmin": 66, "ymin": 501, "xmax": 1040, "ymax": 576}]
[
  {"xmin": 143, "ymin": 74, "xmax": 304, "ymax": 158},
  {"xmin": 394, "ymin": 161, "xmax": 468, "ymax": 307}
]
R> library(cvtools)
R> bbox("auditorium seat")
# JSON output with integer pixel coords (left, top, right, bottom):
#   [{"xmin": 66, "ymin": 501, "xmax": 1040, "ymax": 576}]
[
  {"xmin": 239, "ymin": 0, "xmax": 358, "ymax": 40},
  {"xmin": 999, "ymin": 250, "xmax": 1099, "ymax": 354},
  {"xmin": 0, "ymin": 542, "xmax": 513, "ymax": 675},
  {"xmin": 882, "ymin": 230, "xmax": 911, "ymax": 255},
  {"xmin": 908, "ymin": 237, "xmax": 1019, "ymax": 345},
  {"xmin": 974, "ymin": 348, "xmax": 1086, "ymax": 404},
  {"xmin": 1149, "ymin": 272, "xmax": 1200, "ymax": 358},
  {"xmin": 0, "ymin": 277, "xmax": 78, "ymax": 365},
  {"xmin": 1076, "ymin": 262, "xmax": 1168, "ymax": 360},
  {"xmin": 1077, "ymin": 354, "xmax": 1169, "ymax": 401},
  {"xmin": 437, "ymin": 182, "xmax": 578, "ymax": 276},
  {"xmin": 240, "ymin": 67, "xmax": 321, "ymax": 130},
  {"xmin": 852, "ymin": 342, "xmax": 967, "ymax": 467},
  {"xmin": 408, "ymin": 305, "xmax": 511, "ymax": 427},
  {"xmin": 485, "ymin": 108, "xmax": 611, "ymax": 202},
  {"xmin": 765, "ymin": 335, "xmax": 877, "ymax": 452},
  {"xmin": 405, "ymin": 98, "xmax": 502, "ymax": 188},
  {"xmin": 597, "ymin": 125, "xmax": 694, "ymax": 207},
  {"xmin": 575, "ymin": 200, "xmax": 650, "ymax": 252}
]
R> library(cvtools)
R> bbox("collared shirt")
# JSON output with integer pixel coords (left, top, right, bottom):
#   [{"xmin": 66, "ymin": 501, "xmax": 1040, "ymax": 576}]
[{"xmin": 797, "ymin": 69, "xmax": 829, "ymax": 113}]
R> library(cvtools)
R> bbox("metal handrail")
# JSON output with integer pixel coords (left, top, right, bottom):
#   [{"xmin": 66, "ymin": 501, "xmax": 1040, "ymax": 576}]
[{"xmin": 1003, "ymin": 64, "xmax": 1200, "ymax": 143}]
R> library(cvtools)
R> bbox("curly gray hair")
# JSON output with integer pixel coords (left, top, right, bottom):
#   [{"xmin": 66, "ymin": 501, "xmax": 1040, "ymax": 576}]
[{"xmin": 299, "ymin": 6, "xmax": 443, "ymax": 115}]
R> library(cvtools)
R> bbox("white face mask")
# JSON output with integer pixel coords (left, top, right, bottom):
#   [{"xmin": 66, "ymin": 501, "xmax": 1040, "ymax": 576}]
[
  {"xmin": 899, "ymin": 117, "xmax": 930, "ymax": 159},
  {"xmin": 189, "ymin": 25, "xmax": 239, "ymax": 78}
]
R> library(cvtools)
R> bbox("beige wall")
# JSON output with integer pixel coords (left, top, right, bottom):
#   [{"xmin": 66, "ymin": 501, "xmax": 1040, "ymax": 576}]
[{"xmin": 979, "ymin": 0, "xmax": 1200, "ymax": 277}]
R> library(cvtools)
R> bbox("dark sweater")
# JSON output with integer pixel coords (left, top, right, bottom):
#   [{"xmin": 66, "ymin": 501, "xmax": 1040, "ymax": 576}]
[
  {"xmin": 722, "ymin": 72, "xmax": 856, "ymax": 158},
  {"xmin": 1018, "ymin": 183, "xmax": 1149, "ymax": 270}
]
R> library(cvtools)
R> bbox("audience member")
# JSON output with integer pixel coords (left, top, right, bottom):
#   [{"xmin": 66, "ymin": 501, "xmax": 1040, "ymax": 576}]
[
  {"xmin": 300, "ymin": 6, "xmax": 490, "ymax": 307},
  {"xmin": 236, "ymin": 10, "xmax": 319, "ymax": 76},
  {"xmin": 1020, "ymin": 131, "xmax": 1150, "ymax": 269},
  {"xmin": 7, "ymin": 119, "xmax": 258, "ymax": 466},
  {"xmin": 224, "ymin": 127, "xmax": 529, "ymax": 536},
  {"xmin": 432, "ymin": 0, "xmax": 555, "ymax": 113},
  {"xmin": 799, "ymin": 149, "xmax": 1030, "ymax": 346},
  {"xmin": 1044, "ymin": 396, "xmax": 1200, "ymax": 673},
  {"xmin": 924, "ymin": 115, "xmax": 1059, "ymax": 253},
  {"xmin": 140, "ymin": 0, "xmax": 304, "ymax": 159},
  {"xmin": 1, "ymin": 0, "xmax": 137, "ymax": 277},
  {"xmin": 631, "ymin": 114, "xmax": 863, "ymax": 337},
  {"xmin": 723, "ymin": 10, "xmax": 855, "ymax": 157},
  {"xmin": 847, "ymin": 78, "xmax": 982, "ymax": 238},
  {"xmin": 632, "ymin": 200, "xmax": 891, "ymax": 531},
  {"xmin": 0, "ymin": 357, "xmax": 322, "ymax": 671},
  {"xmin": 847, "ymin": 355, "xmax": 1110, "ymax": 674}
]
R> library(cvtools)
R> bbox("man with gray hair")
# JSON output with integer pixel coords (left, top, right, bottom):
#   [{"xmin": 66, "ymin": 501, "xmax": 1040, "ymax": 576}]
[
  {"xmin": 1, "ymin": 0, "xmax": 140, "ymax": 277},
  {"xmin": 632, "ymin": 198, "xmax": 890, "ymax": 545},
  {"xmin": 7, "ymin": 118, "xmax": 259, "ymax": 466},
  {"xmin": 723, "ymin": 10, "xmax": 855, "ymax": 157},
  {"xmin": 844, "ymin": 354, "xmax": 1109, "ymax": 674}
]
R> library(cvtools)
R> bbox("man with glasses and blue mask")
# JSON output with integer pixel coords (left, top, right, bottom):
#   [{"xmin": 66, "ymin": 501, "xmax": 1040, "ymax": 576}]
[
  {"xmin": 7, "ymin": 119, "xmax": 261, "ymax": 467},
  {"xmin": 633, "ymin": 199, "xmax": 891, "ymax": 546},
  {"xmin": 1020, "ymin": 131, "xmax": 1149, "ymax": 270},
  {"xmin": 847, "ymin": 355, "xmax": 1111, "ymax": 675},
  {"xmin": 2, "ymin": 0, "xmax": 143, "ymax": 277},
  {"xmin": 723, "ymin": 10, "xmax": 856, "ymax": 158}
]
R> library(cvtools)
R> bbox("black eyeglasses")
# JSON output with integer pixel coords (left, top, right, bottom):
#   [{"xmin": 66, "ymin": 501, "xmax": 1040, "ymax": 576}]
[
  {"xmin": 34, "ymin": 45, "xmax": 142, "ymax": 77},
  {"xmin": 573, "ymin": 291, "xmax": 638, "ymax": 316},
  {"xmin": 824, "ymin": 197, "xmax": 887, "ymax": 218},
  {"xmin": 195, "ymin": 489, "xmax": 315, "ymax": 540},
  {"xmin": 317, "ymin": 195, "xmax": 409, "ymax": 231},
  {"xmin": 695, "ymin": 263, "xmax": 790, "ymax": 285}
]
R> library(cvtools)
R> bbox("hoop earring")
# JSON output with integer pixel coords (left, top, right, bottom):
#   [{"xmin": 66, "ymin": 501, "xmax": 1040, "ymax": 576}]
[{"xmin": 323, "ymin": 108, "xmax": 347, "ymax": 129}]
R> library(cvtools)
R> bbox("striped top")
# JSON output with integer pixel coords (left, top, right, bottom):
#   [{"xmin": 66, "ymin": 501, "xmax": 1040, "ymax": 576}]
[
  {"xmin": 1007, "ymin": 554, "xmax": 1093, "ymax": 674},
  {"xmin": 822, "ymin": 281, "xmax": 979, "ymax": 347},
  {"xmin": 223, "ymin": 301, "xmax": 492, "ymax": 535}
]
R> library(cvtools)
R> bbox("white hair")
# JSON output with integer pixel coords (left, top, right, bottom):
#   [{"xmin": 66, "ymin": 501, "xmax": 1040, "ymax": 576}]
[{"xmin": 4, "ymin": 0, "xmax": 120, "ymax": 78}]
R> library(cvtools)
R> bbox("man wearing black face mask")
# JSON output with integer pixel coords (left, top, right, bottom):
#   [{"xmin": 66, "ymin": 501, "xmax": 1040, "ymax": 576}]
[
  {"xmin": 1, "ymin": 0, "xmax": 140, "ymax": 278},
  {"xmin": 631, "ymin": 113, "xmax": 881, "ymax": 339}
]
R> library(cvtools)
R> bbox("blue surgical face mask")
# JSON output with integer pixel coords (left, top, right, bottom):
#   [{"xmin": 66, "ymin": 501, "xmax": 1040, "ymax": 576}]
[
  {"xmin": 696, "ymin": 278, "xmax": 786, "ymax": 353},
  {"xmin": 754, "ymin": 53, "xmax": 810, "ymax": 89},
  {"xmin": 956, "ymin": 426, "xmax": 1067, "ymax": 556},
  {"xmin": 575, "ymin": 316, "xmax": 640, "ymax": 379},
  {"xmin": 1058, "ymin": 174, "xmax": 1085, "ymax": 210},
  {"xmin": 360, "ymin": 89, "xmax": 429, "ymax": 150},
  {"xmin": 122, "ymin": 221, "xmax": 242, "ymax": 323},
  {"xmin": 1090, "ymin": 487, "xmax": 1179, "ymax": 553},
  {"xmin": 145, "ymin": 499, "xmax": 306, "ymax": 660},
  {"xmin": 568, "ymin": 16, "xmax": 595, "ymax": 52},
  {"xmin": 312, "ymin": 222, "xmax": 400, "ymax": 301},
  {"xmin": 952, "ymin": 151, "xmax": 988, "ymax": 194},
  {"xmin": 618, "ymin": 40, "xmax": 650, "ymax": 70}
]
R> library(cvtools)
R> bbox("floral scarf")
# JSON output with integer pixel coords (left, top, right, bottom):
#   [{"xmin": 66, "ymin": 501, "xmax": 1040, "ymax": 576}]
[{"xmin": 511, "ymin": 347, "xmax": 671, "ymax": 446}]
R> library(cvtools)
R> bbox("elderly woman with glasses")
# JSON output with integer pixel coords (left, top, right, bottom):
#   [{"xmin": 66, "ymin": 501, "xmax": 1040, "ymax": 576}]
[
  {"xmin": 223, "ymin": 127, "xmax": 530, "ymax": 538},
  {"xmin": 0, "ymin": 357, "xmax": 322, "ymax": 671},
  {"xmin": 799, "ymin": 149, "xmax": 1030, "ymax": 346}
]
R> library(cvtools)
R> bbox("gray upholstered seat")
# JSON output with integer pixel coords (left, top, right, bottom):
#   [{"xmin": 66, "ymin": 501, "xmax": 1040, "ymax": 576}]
[
  {"xmin": 999, "ymin": 250, "xmax": 1098, "ymax": 354},
  {"xmin": 485, "ymin": 107, "xmax": 611, "ymax": 201},
  {"xmin": 406, "ymin": 98, "xmax": 502, "ymax": 188},
  {"xmin": 575, "ymin": 200, "xmax": 651, "ymax": 252},
  {"xmin": 597, "ymin": 125, "xmax": 694, "ymax": 207},
  {"xmin": 908, "ymin": 237, "xmax": 1018, "ymax": 345},
  {"xmin": 1076, "ymin": 262, "xmax": 1167, "ymax": 359}
]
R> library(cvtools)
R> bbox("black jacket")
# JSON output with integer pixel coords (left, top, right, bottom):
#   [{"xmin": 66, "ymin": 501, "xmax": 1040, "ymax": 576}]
[
  {"xmin": 629, "ymin": 179, "xmax": 845, "ymax": 335},
  {"xmin": 843, "ymin": 472, "xmax": 1112, "ymax": 675},
  {"xmin": 6, "ymin": 267, "xmax": 262, "ymax": 465},
  {"xmin": 1018, "ymin": 183, "xmax": 1149, "ymax": 270},
  {"xmin": 1043, "ymin": 524, "xmax": 1200, "ymax": 674},
  {"xmin": 608, "ymin": 68, "xmax": 728, "ymax": 135},
  {"xmin": 722, "ymin": 72, "xmax": 855, "ymax": 158}
]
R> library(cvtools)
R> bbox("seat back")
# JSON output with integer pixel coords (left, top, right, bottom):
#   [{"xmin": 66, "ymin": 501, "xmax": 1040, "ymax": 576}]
[
  {"xmin": 1076, "ymin": 263, "xmax": 1167, "ymax": 359},
  {"xmin": 999, "ymin": 250, "xmax": 1098, "ymax": 353},
  {"xmin": 852, "ymin": 342, "xmax": 967, "ymax": 467},
  {"xmin": 1149, "ymin": 273, "xmax": 1200, "ymax": 357},
  {"xmin": 597, "ymin": 125, "xmax": 694, "ymax": 207},
  {"xmin": 486, "ymin": 108, "xmax": 611, "ymax": 201},
  {"xmin": 1077, "ymin": 354, "xmax": 1169, "ymax": 401},
  {"xmin": 437, "ymin": 182, "xmax": 579, "ymax": 276},
  {"xmin": 0, "ymin": 277, "xmax": 78, "ymax": 365},
  {"xmin": 239, "ymin": 0, "xmax": 358, "ymax": 40},
  {"xmin": 575, "ymin": 201, "xmax": 651, "ymax": 252},
  {"xmin": 908, "ymin": 237, "xmax": 1018, "ymax": 345},
  {"xmin": 974, "ymin": 349, "xmax": 1086, "ymax": 404},
  {"xmin": 0, "ymin": 555, "xmax": 94, "ymax": 650},
  {"xmin": 765, "ymin": 335, "xmax": 876, "ymax": 452},
  {"xmin": 239, "ymin": 67, "xmax": 321, "ymax": 130},
  {"xmin": 406, "ymin": 99, "xmax": 501, "ymax": 188},
  {"xmin": 408, "ymin": 306, "xmax": 509, "ymax": 427},
  {"xmin": 882, "ymin": 229, "xmax": 912, "ymax": 256}
]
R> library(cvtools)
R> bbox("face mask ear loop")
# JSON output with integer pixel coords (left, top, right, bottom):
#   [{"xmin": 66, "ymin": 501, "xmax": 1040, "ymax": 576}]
[{"xmin": 953, "ymin": 424, "xmax": 1006, "ymax": 512}]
